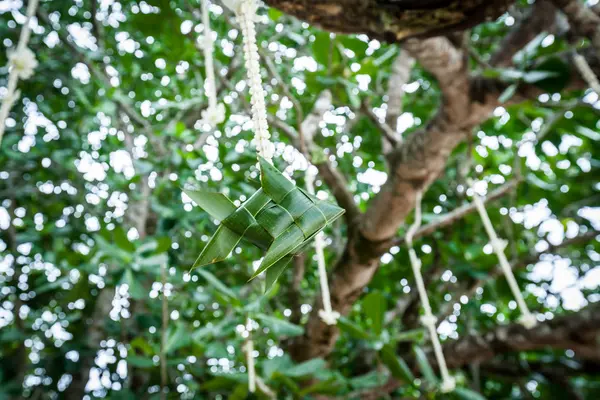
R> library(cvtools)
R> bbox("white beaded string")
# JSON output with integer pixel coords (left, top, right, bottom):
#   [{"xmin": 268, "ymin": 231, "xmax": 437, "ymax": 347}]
[
  {"xmin": 200, "ymin": 0, "xmax": 226, "ymax": 126},
  {"xmin": 573, "ymin": 53, "xmax": 600, "ymax": 96},
  {"xmin": 468, "ymin": 179, "xmax": 537, "ymax": 329},
  {"xmin": 305, "ymin": 167, "xmax": 340, "ymax": 325},
  {"xmin": 406, "ymin": 191, "xmax": 455, "ymax": 393},
  {"xmin": 0, "ymin": 0, "xmax": 40, "ymax": 146},
  {"xmin": 232, "ymin": 0, "xmax": 274, "ymax": 162}
]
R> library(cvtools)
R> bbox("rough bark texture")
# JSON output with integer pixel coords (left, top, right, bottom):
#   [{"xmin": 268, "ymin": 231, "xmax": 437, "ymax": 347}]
[{"xmin": 265, "ymin": 0, "xmax": 513, "ymax": 42}]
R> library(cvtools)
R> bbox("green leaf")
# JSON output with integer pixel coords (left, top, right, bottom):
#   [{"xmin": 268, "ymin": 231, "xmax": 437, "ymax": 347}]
[
  {"xmin": 268, "ymin": 8, "xmax": 283, "ymax": 21},
  {"xmin": 373, "ymin": 47, "xmax": 398, "ymax": 67},
  {"xmin": 337, "ymin": 317, "xmax": 373, "ymax": 340},
  {"xmin": 265, "ymin": 255, "xmax": 293, "ymax": 291},
  {"xmin": 395, "ymin": 328, "xmax": 426, "ymax": 343},
  {"xmin": 283, "ymin": 358, "xmax": 327, "ymax": 377},
  {"xmin": 130, "ymin": 337, "xmax": 154, "ymax": 356},
  {"xmin": 522, "ymin": 70, "xmax": 558, "ymax": 83},
  {"xmin": 165, "ymin": 324, "xmax": 191, "ymax": 353},
  {"xmin": 414, "ymin": 346, "xmax": 438, "ymax": 385},
  {"xmin": 363, "ymin": 291, "xmax": 386, "ymax": 336},
  {"xmin": 197, "ymin": 269, "xmax": 240, "ymax": 304},
  {"xmin": 252, "ymin": 224, "xmax": 304, "ymax": 279},
  {"xmin": 121, "ymin": 269, "xmax": 146, "ymax": 300},
  {"xmin": 194, "ymin": 225, "xmax": 243, "ymax": 268},
  {"xmin": 379, "ymin": 344, "xmax": 414, "ymax": 383},
  {"xmin": 498, "ymin": 84, "xmax": 517, "ymax": 103},
  {"xmin": 350, "ymin": 370, "xmax": 387, "ymax": 389},
  {"xmin": 113, "ymin": 226, "xmax": 135, "ymax": 253},
  {"xmin": 184, "ymin": 190, "xmax": 236, "ymax": 221},
  {"xmin": 312, "ymin": 31, "xmax": 331, "ymax": 66},
  {"xmin": 455, "ymin": 387, "xmax": 488, "ymax": 400},
  {"xmin": 256, "ymin": 314, "xmax": 304, "ymax": 337},
  {"xmin": 127, "ymin": 355, "xmax": 155, "ymax": 368}
]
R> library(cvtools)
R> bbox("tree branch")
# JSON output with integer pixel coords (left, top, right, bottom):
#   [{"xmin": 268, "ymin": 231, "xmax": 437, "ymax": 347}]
[
  {"xmin": 437, "ymin": 230, "xmax": 599, "ymax": 322},
  {"xmin": 440, "ymin": 302, "xmax": 600, "ymax": 369},
  {"xmin": 395, "ymin": 178, "xmax": 521, "ymax": 246}
]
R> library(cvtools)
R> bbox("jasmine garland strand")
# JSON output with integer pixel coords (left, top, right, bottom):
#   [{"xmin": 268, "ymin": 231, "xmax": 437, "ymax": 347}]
[{"xmin": 0, "ymin": 0, "xmax": 40, "ymax": 146}]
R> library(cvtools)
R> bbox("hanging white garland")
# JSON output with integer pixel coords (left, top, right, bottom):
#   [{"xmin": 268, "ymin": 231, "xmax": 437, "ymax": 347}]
[
  {"xmin": 468, "ymin": 179, "xmax": 537, "ymax": 329},
  {"xmin": 200, "ymin": 0, "xmax": 226, "ymax": 127},
  {"xmin": 243, "ymin": 317, "xmax": 257, "ymax": 393},
  {"xmin": 225, "ymin": 0, "xmax": 274, "ymax": 162},
  {"xmin": 305, "ymin": 167, "xmax": 340, "ymax": 325},
  {"xmin": 0, "ymin": 0, "xmax": 40, "ymax": 145},
  {"xmin": 406, "ymin": 192, "xmax": 455, "ymax": 393}
]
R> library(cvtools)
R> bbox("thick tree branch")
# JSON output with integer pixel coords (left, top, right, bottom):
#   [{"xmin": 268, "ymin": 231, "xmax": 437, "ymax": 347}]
[
  {"xmin": 440, "ymin": 302, "xmax": 600, "ymax": 368},
  {"xmin": 264, "ymin": 0, "xmax": 513, "ymax": 42}
]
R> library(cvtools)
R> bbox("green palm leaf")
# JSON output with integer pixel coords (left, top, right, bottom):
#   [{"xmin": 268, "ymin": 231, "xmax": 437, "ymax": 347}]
[{"xmin": 188, "ymin": 157, "xmax": 345, "ymax": 289}]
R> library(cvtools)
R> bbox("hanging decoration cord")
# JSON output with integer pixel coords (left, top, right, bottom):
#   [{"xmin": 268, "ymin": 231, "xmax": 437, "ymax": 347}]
[
  {"xmin": 305, "ymin": 168, "xmax": 340, "ymax": 325},
  {"xmin": 406, "ymin": 192, "xmax": 455, "ymax": 393},
  {"xmin": 573, "ymin": 53, "xmax": 600, "ymax": 96},
  {"xmin": 200, "ymin": 0, "xmax": 226, "ymax": 126},
  {"xmin": 244, "ymin": 317, "xmax": 257, "ymax": 393},
  {"xmin": 235, "ymin": 0, "xmax": 274, "ymax": 162},
  {"xmin": 468, "ymin": 179, "xmax": 537, "ymax": 329},
  {"xmin": 0, "ymin": 0, "xmax": 40, "ymax": 146},
  {"xmin": 222, "ymin": 0, "xmax": 273, "ymax": 392}
]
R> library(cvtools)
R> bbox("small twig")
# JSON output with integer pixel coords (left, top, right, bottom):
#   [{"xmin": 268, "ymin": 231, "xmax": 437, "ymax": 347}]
[
  {"xmin": 395, "ymin": 178, "xmax": 521, "ymax": 246},
  {"xmin": 361, "ymin": 100, "xmax": 400, "ymax": 149}
]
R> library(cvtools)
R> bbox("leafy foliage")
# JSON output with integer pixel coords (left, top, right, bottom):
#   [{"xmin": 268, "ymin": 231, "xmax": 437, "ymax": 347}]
[{"xmin": 0, "ymin": 0, "xmax": 598, "ymax": 399}]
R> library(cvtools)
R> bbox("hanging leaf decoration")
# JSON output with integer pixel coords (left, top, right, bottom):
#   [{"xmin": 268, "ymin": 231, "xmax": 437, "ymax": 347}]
[{"xmin": 186, "ymin": 157, "xmax": 344, "ymax": 288}]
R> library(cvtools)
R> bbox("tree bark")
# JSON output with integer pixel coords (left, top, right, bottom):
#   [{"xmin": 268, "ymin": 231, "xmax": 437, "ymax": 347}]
[{"xmin": 265, "ymin": 0, "xmax": 513, "ymax": 42}]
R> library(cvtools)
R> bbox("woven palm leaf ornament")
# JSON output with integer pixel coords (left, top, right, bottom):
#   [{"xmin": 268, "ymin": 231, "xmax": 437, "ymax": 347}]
[
  {"xmin": 406, "ymin": 192, "xmax": 456, "ymax": 393},
  {"xmin": 186, "ymin": 0, "xmax": 344, "ymax": 392},
  {"xmin": 187, "ymin": 0, "xmax": 344, "ymax": 289},
  {"xmin": 468, "ymin": 178, "xmax": 537, "ymax": 329}
]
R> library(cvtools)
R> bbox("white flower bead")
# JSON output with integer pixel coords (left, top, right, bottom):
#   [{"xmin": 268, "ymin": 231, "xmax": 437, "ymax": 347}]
[
  {"xmin": 221, "ymin": 0, "xmax": 243, "ymax": 13},
  {"xmin": 8, "ymin": 47, "xmax": 38, "ymax": 80},
  {"xmin": 440, "ymin": 377, "xmax": 456, "ymax": 393},
  {"xmin": 319, "ymin": 310, "xmax": 340, "ymax": 326},
  {"xmin": 420, "ymin": 315, "xmax": 438, "ymax": 327},
  {"xmin": 201, "ymin": 103, "xmax": 226, "ymax": 126}
]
